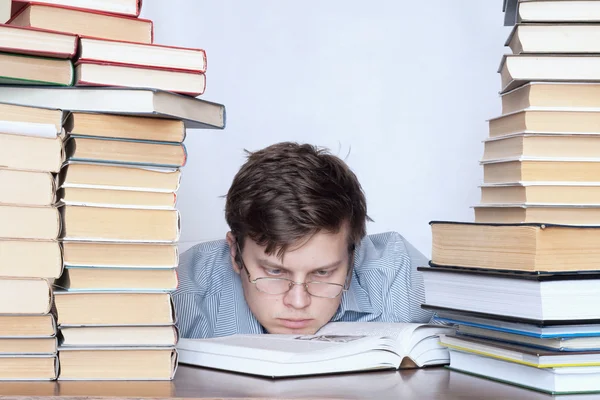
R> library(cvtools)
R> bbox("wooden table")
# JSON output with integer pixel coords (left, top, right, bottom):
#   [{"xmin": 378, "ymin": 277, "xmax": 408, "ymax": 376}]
[{"xmin": 0, "ymin": 365, "xmax": 597, "ymax": 399}]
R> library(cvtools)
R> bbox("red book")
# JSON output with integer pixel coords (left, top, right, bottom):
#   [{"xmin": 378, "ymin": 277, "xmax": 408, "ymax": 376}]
[
  {"xmin": 78, "ymin": 37, "xmax": 207, "ymax": 73},
  {"xmin": 12, "ymin": 0, "xmax": 142, "ymax": 17},
  {"xmin": 8, "ymin": 3, "xmax": 153, "ymax": 44},
  {"xmin": 75, "ymin": 60, "xmax": 206, "ymax": 97}
]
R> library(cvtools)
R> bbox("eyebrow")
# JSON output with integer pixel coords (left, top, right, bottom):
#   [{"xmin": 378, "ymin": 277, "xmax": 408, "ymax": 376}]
[{"xmin": 257, "ymin": 259, "xmax": 344, "ymax": 272}]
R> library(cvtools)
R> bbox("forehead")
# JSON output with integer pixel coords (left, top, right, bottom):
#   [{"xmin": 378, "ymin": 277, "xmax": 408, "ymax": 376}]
[{"xmin": 245, "ymin": 228, "xmax": 350, "ymax": 268}]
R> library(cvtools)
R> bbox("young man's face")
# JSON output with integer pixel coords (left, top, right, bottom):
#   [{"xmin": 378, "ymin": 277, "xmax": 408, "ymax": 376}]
[{"xmin": 226, "ymin": 227, "xmax": 351, "ymax": 335}]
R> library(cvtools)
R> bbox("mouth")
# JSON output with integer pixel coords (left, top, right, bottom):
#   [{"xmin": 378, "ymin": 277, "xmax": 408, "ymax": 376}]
[{"xmin": 278, "ymin": 319, "xmax": 313, "ymax": 329}]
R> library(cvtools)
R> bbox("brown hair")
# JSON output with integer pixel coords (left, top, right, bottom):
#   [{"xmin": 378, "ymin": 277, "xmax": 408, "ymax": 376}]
[{"xmin": 225, "ymin": 142, "xmax": 371, "ymax": 257}]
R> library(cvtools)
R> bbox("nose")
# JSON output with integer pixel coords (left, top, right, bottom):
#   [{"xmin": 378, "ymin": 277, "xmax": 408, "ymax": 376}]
[{"xmin": 282, "ymin": 282, "xmax": 311, "ymax": 309}]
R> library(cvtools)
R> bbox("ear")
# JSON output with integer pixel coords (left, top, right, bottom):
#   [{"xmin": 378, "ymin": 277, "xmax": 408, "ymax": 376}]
[{"xmin": 226, "ymin": 231, "xmax": 241, "ymax": 274}]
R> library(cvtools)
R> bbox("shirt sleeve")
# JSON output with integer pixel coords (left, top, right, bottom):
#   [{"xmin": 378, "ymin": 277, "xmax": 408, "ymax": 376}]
[
  {"xmin": 172, "ymin": 242, "xmax": 223, "ymax": 339},
  {"xmin": 353, "ymin": 232, "xmax": 434, "ymax": 323}
]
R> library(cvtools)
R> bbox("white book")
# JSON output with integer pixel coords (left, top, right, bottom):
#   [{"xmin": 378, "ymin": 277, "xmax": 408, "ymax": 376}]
[{"xmin": 177, "ymin": 322, "xmax": 454, "ymax": 378}]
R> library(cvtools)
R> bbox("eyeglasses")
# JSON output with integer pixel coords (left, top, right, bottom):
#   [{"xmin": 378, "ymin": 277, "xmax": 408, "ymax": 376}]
[{"xmin": 235, "ymin": 243, "xmax": 352, "ymax": 299}]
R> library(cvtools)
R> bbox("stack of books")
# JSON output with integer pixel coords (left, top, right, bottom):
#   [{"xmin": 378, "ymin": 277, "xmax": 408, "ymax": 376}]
[
  {"xmin": 420, "ymin": 0, "xmax": 600, "ymax": 395},
  {"xmin": 0, "ymin": 0, "xmax": 226, "ymax": 381},
  {"xmin": 0, "ymin": 103, "xmax": 66, "ymax": 380},
  {"xmin": 1, "ymin": 0, "xmax": 206, "ymax": 95},
  {"xmin": 53, "ymin": 111, "xmax": 184, "ymax": 381}
]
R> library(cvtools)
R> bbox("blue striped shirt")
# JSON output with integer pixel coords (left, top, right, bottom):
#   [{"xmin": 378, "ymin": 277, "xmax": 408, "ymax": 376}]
[{"xmin": 173, "ymin": 231, "xmax": 433, "ymax": 338}]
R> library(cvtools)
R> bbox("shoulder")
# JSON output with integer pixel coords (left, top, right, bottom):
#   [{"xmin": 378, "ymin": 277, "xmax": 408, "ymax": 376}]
[
  {"xmin": 354, "ymin": 231, "xmax": 413, "ymax": 272},
  {"xmin": 176, "ymin": 239, "xmax": 233, "ymax": 297}
]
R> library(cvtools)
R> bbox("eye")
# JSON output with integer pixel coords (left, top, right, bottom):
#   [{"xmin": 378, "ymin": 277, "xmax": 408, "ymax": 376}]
[
  {"xmin": 314, "ymin": 270, "xmax": 332, "ymax": 277},
  {"xmin": 263, "ymin": 268, "xmax": 283, "ymax": 276}
]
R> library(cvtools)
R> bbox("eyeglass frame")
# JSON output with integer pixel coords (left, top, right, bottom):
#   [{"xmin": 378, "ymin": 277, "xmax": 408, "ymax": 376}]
[{"xmin": 234, "ymin": 241, "xmax": 355, "ymax": 299}]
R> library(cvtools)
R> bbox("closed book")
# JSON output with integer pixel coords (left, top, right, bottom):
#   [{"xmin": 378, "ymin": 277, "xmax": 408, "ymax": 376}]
[
  {"xmin": 8, "ymin": 3, "xmax": 153, "ymax": 43},
  {"xmin": 0, "ymin": 240, "xmax": 62, "ymax": 278},
  {"xmin": 57, "ymin": 187, "xmax": 177, "ymax": 209},
  {"xmin": 431, "ymin": 221, "xmax": 600, "ymax": 272},
  {"xmin": 60, "ymin": 325, "xmax": 178, "ymax": 347},
  {"xmin": 0, "ymin": 315, "xmax": 55, "ymax": 337},
  {"xmin": 56, "ymin": 267, "xmax": 178, "ymax": 291},
  {"xmin": 0, "ymin": 169, "xmax": 55, "ymax": 206},
  {"xmin": 482, "ymin": 133, "xmax": 600, "ymax": 161},
  {"xmin": 502, "ymin": 83, "xmax": 600, "ymax": 115},
  {"xmin": 60, "ymin": 162, "xmax": 181, "ymax": 193},
  {"xmin": 0, "ymin": 86, "xmax": 226, "ymax": 129},
  {"xmin": 58, "ymin": 347, "xmax": 177, "ymax": 380},
  {"xmin": 0, "ymin": 355, "xmax": 57, "ymax": 380},
  {"xmin": 0, "ymin": 133, "xmax": 64, "ymax": 172},
  {"xmin": 0, "ymin": 24, "xmax": 77, "ymax": 58},
  {"xmin": 482, "ymin": 158, "xmax": 600, "ymax": 184},
  {"xmin": 507, "ymin": 24, "xmax": 600, "ymax": 54},
  {"xmin": 0, "ymin": 205, "xmax": 60, "ymax": 240},
  {"xmin": 0, "ymin": 337, "xmax": 56, "ymax": 355},
  {"xmin": 54, "ymin": 291, "xmax": 175, "ymax": 325},
  {"xmin": 75, "ymin": 61, "xmax": 206, "ymax": 96},
  {"xmin": 62, "ymin": 241, "xmax": 178, "ymax": 269},
  {"xmin": 480, "ymin": 183, "xmax": 600, "ymax": 205},
  {"xmin": 518, "ymin": 0, "xmax": 600, "ymax": 23},
  {"xmin": 78, "ymin": 37, "xmax": 206, "ymax": 73},
  {"xmin": 60, "ymin": 205, "xmax": 180, "ymax": 242},
  {"xmin": 12, "ymin": 0, "xmax": 143, "ymax": 17},
  {"xmin": 489, "ymin": 110, "xmax": 600, "ymax": 138},
  {"xmin": 65, "ymin": 136, "xmax": 187, "ymax": 168},
  {"xmin": 499, "ymin": 54, "xmax": 600, "ymax": 93},
  {"xmin": 0, "ymin": 102, "xmax": 64, "ymax": 138},
  {"xmin": 474, "ymin": 203, "xmax": 600, "ymax": 225},
  {"xmin": 0, "ymin": 52, "xmax": 73, "ymax": 86},
  {"xmin": 67, "ymin": 112, "xmax": 185, "ymax": 143},
  {"xmin": 0, "ymin": 278, "xmax": 52, "ymax": 314}
]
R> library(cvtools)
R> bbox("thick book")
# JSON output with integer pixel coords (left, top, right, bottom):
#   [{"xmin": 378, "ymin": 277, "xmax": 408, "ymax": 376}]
[
  {"xmin": 60, "ymin": 205, "xmax": 180, "ymax": 242},
  {"xmin": 56, "ymin": 266, "xmax": 178, "ymax": 291},
  {"xmin": 0, "ymin": 355, "xmax": 57, "ymax": 380},
  {"xmin": 0, "ymin": 314, "xmax": 56, "ymax": 337},
  {"xmin": 433, "ymin": 310, "xmax": 600, "ymax": 339},
  {"xmin": 0, "ymin": 204, "xmax": 60, "ymax": 240},
  {"xmin": 0, "ymin": 337, "xmax": 56, "ymax": 354},
  {"xmin": 58, "ymin": 347, "xmax": 177, "ymax": 380},
  {"xmin": 59, "ymin": 161, "xmax": 182, "ymax": 193},
  {"xmin": 177, "ymin": 322, "xmax": 454, "ymax": 378},
  {"xmin": 0, "ymin": 169, "xmax": 55, "ymax": 206},
  {"xmin": 0, "ymin": 86, "xmax": 225, "ymax": 129},
  {"xmin": 57, "ymin": 187, "xmax": 177, "ymax": 209},
  {"xmin": 0, "ymin": 24, "xmax": 77, "ymax": 58},
  {"xmin": 420, "ymin": 266, "xmax": 600, "ymax": 323},
  {"xmin": 517, "ymin": 0, "xmax": 600, "ymax": 23},
  {"xmin": 480, "ymin": 182, "xmax": 600, "ymax": 205},
  {"xmin": 8, "ymin": 3, "xmax": 153, "ymax": 44},
  {"xmin": 12, "ymin": 0, "xmax": 143, "ymax": 17},
  {"xmin": 75, "ymin": 61, "xmax": 206, "ymax": 96},
  {"xmin": 62, "ymin": 241, "xmax": 178, "ymax": 269},
  {"xmin": 473, "ymin": 203, "xmax": 600, "ymax": 225},
  {"xmin": 54, "ymin": 291, "xmax": 175, "ymax": 325},
  {"xmin": 431, "ymin": 221, "xmax": 600, "ymax": 272},
  {"xmin": 60, "ymin": 325, "xmax": 178, "ymax": 347},
  {"xmin": 448, "ymin": 349, "xmax": 600, "ymax": 395},
  {"xmin": 0, "ymin": 52, "xmax": 73, "ymax": 86},
  {"xmin": 501, "ymin": 82, "xmax": 600, "ymax": 115},
  {"xmin": 0, "ymin": 278, "xmax": 52, "ymax": 314},
  {"xmin": 78, "ymin": 37, "xmax": 206, "ymax": 73},
  {"xmin": 66, "ymin": 112, "xmax": 185, "ymax": 143},
  {"xmin": 482, "ymin": 158, "xmax": 600, "ymax": 184},
  {"xmin": 456, "ymin": 324, "xmax": 600, "ymax": 352},
  {"xmin": 0, "ymin": 133, "xmax": 64, "ymax": 172},
  {"xmin": 0, "ymin": 240, "xmax": 61, "ymax": 278},
  {"xmin": 0, "ymin": 102, "xmax": 65, "ymax": 138},
  {"xmin": 65, "ymin": 136, "xmax": 187, "ymax": 168},
  {"xmin": 440, "ymin": 334, "xmax": 600, "ymax": 367},
  {"xmin": 482, "ymin": 133, "xmax": 600, "ymax": 161},
  {"xmin": 507, "ymin": 23, "xmax": 600, "ymax": 54},
  {"xmin": 499, "ymin": 54, "xmax": 600, "ymax": 93},
  {"xmin": 488, "ymin": 109, "xmax": 600, "ymax": 138}
]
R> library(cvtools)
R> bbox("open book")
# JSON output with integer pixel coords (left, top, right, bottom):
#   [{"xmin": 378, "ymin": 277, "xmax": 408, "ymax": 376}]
[{"xmin": 176, "ymin": 322, "xmax": 454, "ymax": 378}]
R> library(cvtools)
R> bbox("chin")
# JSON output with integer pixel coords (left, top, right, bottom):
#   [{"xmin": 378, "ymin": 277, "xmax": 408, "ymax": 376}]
[{"xmin": 266, "ymin": 325, "xmax": 319, "ymax": 335}]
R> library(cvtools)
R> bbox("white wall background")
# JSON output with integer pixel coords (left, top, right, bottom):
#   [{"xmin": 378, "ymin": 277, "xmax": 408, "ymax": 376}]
[{"xmin": 140, "ymin": 0, "xmax": 510, "ymax": 256}]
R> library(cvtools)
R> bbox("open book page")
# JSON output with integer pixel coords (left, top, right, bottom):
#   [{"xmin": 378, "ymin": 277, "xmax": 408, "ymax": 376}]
[
  {"xmin": 317, "ymin": 322, "xmax": 454, "ymax": 363},
  {"xmin": 178, "ymin": 334, "xmax": 382, "ymax": 364}
]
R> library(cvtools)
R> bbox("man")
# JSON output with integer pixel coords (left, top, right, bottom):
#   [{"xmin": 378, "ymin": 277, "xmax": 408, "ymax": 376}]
[{"xmin": 174, "ymin": 142, "xmax": 432, "ymax": 338}]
